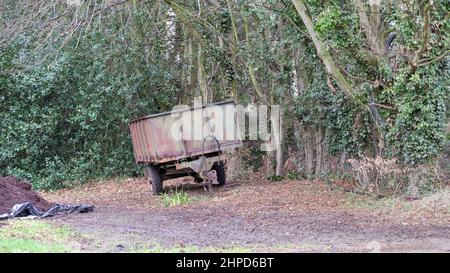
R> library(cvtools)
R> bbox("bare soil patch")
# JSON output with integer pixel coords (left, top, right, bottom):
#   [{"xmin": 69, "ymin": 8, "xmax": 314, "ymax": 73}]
[
  {"xmin": 42, "ymin": 178, "xmax": 450, "ymax": 252},
  {"xmin": 0, "ymin": 176, "xmax": 53, "ymax": 214}
]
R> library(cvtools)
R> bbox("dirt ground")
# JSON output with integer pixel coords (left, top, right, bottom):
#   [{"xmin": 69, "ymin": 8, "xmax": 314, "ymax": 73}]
[
  {"xmin": 41, "ymin": 178, "xmax": 450, "ymax": 253},
  {"xmin": 0, "ymin": 176, "xmax": 53, "ymax": 214}
]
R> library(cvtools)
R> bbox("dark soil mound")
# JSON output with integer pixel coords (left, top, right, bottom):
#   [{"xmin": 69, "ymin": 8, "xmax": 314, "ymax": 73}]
[{"xmin": 0, "ymin": 176, "xmax": 53, "ymax": 214}]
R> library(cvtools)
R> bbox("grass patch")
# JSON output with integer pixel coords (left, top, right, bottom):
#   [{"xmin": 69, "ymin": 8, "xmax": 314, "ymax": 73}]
[
  {"xmin": 161, "ymin": 189, "xmax": 197, "ymax": 207},
  {"xmin": 0, "ymin": 220, "xmax": 79, "ymax": 253}
]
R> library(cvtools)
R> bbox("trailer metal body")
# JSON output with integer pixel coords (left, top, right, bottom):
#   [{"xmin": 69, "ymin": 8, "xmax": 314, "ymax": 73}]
[{"xmin": 129, "ymin": 100, "xmax": 241, "ymax": 193}]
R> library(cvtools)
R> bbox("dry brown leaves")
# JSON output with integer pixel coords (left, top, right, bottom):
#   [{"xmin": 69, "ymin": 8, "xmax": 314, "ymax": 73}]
[{"xmin": 41, "ymin": 177, "xmax": 449, "ymax": 226}]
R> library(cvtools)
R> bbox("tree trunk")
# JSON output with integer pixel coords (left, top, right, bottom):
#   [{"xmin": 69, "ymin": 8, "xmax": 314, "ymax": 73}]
[
  {"xmin": 276, "ymin": 109, "xmax": 283, "ymax": 176},
  {"xmin": 291, "ymin": 0, "xmax": 356, "ymax": 100},
  {"xmin": 302, "ymin": 125, "xmax": 315, "ymax": 175},
  {"xmin": 197, "ymin": 44, "xmax": 208, "ymax": 103},
  {"xmin": 314, "ymin": 126, "xmax": 323, "ymax": 175}
]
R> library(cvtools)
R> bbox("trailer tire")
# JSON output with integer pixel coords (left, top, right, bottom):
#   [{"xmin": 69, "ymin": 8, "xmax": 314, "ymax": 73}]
[
  {"xmin": 146, "ymin": 166, "xmax": 163, "ymax": 194},
  {"xmin": 212, "ymin": 161, "xmax": 226, "ymax": 186}
]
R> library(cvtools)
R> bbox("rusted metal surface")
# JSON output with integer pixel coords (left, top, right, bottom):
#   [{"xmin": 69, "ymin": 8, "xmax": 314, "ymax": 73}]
[{"xmin": 129, "ymin": 101, "xmax": 241, "ymax": 165}]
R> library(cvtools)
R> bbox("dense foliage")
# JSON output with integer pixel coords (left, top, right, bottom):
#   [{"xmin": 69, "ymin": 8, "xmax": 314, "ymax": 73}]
[
  {"xmin": 0, "ymin": 0, "xmax": 448, "ymax": 190},
  {"xmin": 0, "ymin": 16, "xmax": 178, "ymax": 188}
]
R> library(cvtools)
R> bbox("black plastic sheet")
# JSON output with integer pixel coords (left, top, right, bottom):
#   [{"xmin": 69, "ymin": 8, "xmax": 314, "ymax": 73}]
[{"xmin": 0, "ymin": 202, "xmax": 94, "ymax": 220}]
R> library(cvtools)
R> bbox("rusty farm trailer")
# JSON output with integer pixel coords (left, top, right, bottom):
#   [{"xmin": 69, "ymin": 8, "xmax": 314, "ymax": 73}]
[{"xmin": 129, "ymin": 100, "xmax": 242, "ymax": 194}]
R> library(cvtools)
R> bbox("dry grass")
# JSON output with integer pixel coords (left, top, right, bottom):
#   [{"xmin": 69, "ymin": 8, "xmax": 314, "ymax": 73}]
[{"xmin": 372, "ymin": 189, "xmax": 450, "ymax": 225}]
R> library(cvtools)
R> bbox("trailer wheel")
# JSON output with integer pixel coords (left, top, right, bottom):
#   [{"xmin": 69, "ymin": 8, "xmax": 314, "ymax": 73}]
[
  {"xmin": 146, "ymin": 166, "xmax": 163, "ymax": 194},
  {"xmin": 212, "ymin": 161, "xmax": 226, "ymax": 186}
]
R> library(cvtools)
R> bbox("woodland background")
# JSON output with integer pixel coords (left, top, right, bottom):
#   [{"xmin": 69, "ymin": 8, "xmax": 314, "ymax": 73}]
[{"xmin": 0, "ymin": 0, "xmax": 448, "ymax": 196}]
